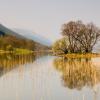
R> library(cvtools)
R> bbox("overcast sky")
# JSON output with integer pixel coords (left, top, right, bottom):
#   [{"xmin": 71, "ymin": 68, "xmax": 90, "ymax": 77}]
[{"xmin": 0, "ymin": 0, "xmax": 100, "ymax": 42}]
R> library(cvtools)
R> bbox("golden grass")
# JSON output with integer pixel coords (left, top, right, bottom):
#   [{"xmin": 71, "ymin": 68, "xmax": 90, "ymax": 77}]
[
  {"xmin": 0, "ymin": 49, "xmax": 33, "ymax": 55},
  {"xmin": 0, "ymin": 50, "xmax": 11, "ymax": 54},
  {"xmin": 14, "ymin": 48, "xmax": 33, "ymax": 55},
  {"xmin": 58, "ymin": 53, "xmax": 100, "ymax": 58}
]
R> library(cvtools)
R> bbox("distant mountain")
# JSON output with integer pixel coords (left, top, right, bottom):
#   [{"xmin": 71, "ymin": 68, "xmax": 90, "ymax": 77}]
[
  {"xmin": 0, "ymin": 24, "xmax": 52, "ymax": 46},
  {"xmin": 0, "ymin": 24, "xmax": 50, "ymax": 51},
  {"xmin": 13, "ymin": 29, "xmax": 52, "ymax": 46},
  {"xmin": 0, "ymin": 24, "xmax": 25, "ymax": 39}
]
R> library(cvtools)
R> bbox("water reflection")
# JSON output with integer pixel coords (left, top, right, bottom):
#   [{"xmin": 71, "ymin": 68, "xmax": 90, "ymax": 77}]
[
  {"xmin": 0, "ymin": 54, "xmax": 100, "ymax": 100},
  {"xmin": 0, "ymin": 53, "xmax": 36, "ymax": 76},
  {"xmin": 53, "ymin": 57, "xmax": 100, "ymax": 90}
]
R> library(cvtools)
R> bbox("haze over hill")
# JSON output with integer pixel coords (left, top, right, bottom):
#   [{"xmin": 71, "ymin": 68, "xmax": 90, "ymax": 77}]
[
  {"xmin": 0, "ymin": 24, "xmax": 52, "ymax": 46},
  {"xmin": 13, "ymin": 29, "xmax": 52, "ymax": 46},
  {"xmin": 0, "ymin": 24, "xmax": 50, "ymax": 51},
  {"xmin": 0, "ymin": 24, "xmax": 25, "ymax": 39}
]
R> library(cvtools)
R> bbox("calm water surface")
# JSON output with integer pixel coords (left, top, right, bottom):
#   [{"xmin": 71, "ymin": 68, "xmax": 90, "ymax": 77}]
[{"xmin": 0, "ymin": 53, "xmax": 100, "ymax": 100}]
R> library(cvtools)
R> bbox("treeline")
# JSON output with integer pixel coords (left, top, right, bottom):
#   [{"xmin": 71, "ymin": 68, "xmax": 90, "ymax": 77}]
[
  {"xmin": 53, "ymin": 20, "xmax": 100, "ymax": 54},
  {"xmin": 0, "ymin": 34, "xmax": 35, "ymax": 51}
]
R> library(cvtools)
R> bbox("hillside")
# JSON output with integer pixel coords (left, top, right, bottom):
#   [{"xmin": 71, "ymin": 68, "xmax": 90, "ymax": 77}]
[
  {"xmin": 13, "ymin": 29, "xmax": 52, "ymax": 46},
  {"xmin": 0, "ymin": 24, "xmax": 25, "ymax": 39},
  {"xmin": 0, "ymin": 24, "xmax": 50, "ymax": 51}
]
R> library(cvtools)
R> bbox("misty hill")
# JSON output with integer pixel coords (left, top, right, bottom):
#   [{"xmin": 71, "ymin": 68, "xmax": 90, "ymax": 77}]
[
  {"xmin": 13, "ymin": 29, "xmax": 52, "ymax": 46},
  {"xmin": 0, "ymin": 24, "xmax": 25, "ymax": 39},
  {"xmin": 0, "ymin": 24, "xmax": 50, "ymax": 51}
]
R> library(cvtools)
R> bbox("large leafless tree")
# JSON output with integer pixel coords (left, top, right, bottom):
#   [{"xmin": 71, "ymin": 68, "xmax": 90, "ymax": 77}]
[{"xmin": 61, "ymin": 20, "xmax": 100, "ymax": 53}]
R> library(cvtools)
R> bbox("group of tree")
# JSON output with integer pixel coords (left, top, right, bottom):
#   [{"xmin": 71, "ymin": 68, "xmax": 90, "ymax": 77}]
[
  {"xmin": 53, "ymin": 20, "xmax": 100, "ymax": 54},
  {"xmin": 0, "ymin": 34, "xmax": 35, "ymax": 51}
]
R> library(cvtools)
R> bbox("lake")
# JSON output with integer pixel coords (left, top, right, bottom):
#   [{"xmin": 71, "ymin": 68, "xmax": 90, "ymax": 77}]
[{"xmin": 0, "ymin": 53, "xmax": 100, "ymax": 100}]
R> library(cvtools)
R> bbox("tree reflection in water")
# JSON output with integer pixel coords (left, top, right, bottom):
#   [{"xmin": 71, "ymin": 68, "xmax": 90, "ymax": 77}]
[
  {"xmin": 53, "ymin": 57, "xmax": 100, "ymax": 90},
  {"xmin": 0, "ymin": 53, "xmax": 36, "ymax": 76}
]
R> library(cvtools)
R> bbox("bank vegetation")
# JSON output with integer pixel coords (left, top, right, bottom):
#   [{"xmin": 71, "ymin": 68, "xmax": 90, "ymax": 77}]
[{"xmin": 52, "ymin": 20, "xmax": 100, "ymax": 55}]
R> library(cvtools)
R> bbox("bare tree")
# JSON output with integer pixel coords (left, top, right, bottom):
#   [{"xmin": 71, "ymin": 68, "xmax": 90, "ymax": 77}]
[{"xmin": 61, "ymin": 20, "xmax": 100, "ymax": 53}]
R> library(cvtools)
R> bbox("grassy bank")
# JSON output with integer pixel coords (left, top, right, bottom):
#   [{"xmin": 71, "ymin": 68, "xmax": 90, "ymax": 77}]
[
  {"xmin": 14, "ymin": 48, "xmax": 33, "ymax": 55},
  {"xmin": 57, "ymin": 53, "xmax": 100, "ymax": 58},
  {"xmin": 0, "ymin": 48, "xmax": 33, "ymax": 55}
]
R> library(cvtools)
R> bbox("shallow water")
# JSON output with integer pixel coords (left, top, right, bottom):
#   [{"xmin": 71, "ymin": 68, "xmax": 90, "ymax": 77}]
[{"xmin": 0, "ymin": 53, "xmax": 100, "ymax": 100}]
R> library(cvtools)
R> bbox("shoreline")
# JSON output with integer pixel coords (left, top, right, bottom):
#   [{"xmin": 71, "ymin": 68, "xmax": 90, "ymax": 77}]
[
  {"xmin": 0, "ymin": 49, "xmax": 33, "ymax": 55},
  {"xmin": 56, "ymin": 53, "xmax": 100, "ymax": 58},
  {"xmin": 1, "ymin": 50, "xmax": 100, "ymax": 58},
  {"xmin": 0, "ymin": 49, "xmax": 52, "ymax": 55}
]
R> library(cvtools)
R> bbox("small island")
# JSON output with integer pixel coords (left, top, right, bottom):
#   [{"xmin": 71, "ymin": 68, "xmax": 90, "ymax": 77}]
[{"xmin": 52, "ymin": 20, "xmax": 100, "ymax": 57}]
